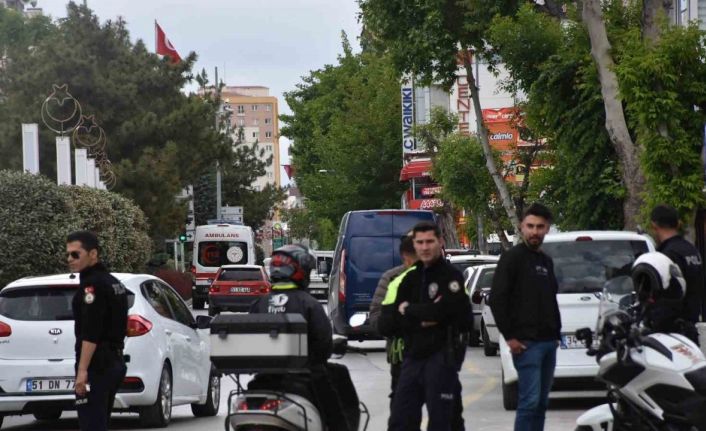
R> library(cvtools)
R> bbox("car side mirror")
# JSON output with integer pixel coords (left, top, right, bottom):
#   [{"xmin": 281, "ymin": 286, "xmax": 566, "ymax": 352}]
[{"xmin": 195, "ymin": 315, "xmax": 213, "ymax": 330}]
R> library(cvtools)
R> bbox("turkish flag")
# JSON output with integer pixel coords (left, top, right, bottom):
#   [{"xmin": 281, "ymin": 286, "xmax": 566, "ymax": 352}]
[
  {"xmin": 155, "ymin": 22, "xmax": 181, "ymax": 63},
  {"xmin": 283, "ymin": 165, "xmax": 294, "ymax": 180}
]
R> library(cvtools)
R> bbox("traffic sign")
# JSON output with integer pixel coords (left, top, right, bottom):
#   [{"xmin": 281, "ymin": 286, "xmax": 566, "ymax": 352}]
[{"xmin": 185, "ymin": 231, "xmax": 194, "ymax": 242}]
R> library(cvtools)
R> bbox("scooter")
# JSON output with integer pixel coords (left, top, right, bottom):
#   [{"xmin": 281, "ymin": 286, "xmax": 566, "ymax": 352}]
[{"xmin": 574, "ymin": 276, "xmax": 706, "ymax": 431}]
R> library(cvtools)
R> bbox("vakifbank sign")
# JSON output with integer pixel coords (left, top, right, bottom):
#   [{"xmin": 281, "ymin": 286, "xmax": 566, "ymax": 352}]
[{"xmin": 401, "ymin": 86, "xmax": 416, "ymax": 154}]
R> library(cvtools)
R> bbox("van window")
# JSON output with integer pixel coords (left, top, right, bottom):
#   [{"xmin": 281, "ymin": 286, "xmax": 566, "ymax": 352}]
[
  {"xmin": 197, "ymin": 241, "xmax": 249, "ymax": 267},
  {"xmin": 218, "ymin": 268, "xmax": 263, "ymax": 281},
  {"xmin": 542, "ymin": 240, "xmax": 649, "ymax": 294},
  {"xmin": 349, "ymin": 237, "xmax": 395, "ymax": 272}
]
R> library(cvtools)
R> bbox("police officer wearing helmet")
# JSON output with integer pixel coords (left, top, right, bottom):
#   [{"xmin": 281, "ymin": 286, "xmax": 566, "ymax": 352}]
[
  {"xmin": 67, "ymin": 231, "xmax": 128, "ymax": 431},
  {"xmin": 249, "ymin": 244, "xmax": 354, "ymax": 431},
  {"xmin": 632, "ymin": 251, "xmax": 694, "ymax": 340},
  {"xmin": 650, "ymin": 205, "xmax": 704, "ymax": 339}
]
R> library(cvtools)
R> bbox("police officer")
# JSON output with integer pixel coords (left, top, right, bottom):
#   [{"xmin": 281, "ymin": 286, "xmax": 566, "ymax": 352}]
[
  {"xmin": 67, "ymin": 231, "xmax": 128, "ymax": 431},
  {"xmin": 379, "ymin": 221, "xmax": 470, "ymax": 431},
  {"xmin": 650, "ymin": 205, "xmax": 705, "ymax": 340},
  {"xmin": 249, "ymin": 244, "xmax": 353, "ymax": 431}
]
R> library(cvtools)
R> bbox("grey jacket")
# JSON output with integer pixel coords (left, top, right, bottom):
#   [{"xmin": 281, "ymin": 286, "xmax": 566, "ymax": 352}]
[{"xmin": 369, "ymin": 265, "xmax": 406, "ymax": 334}]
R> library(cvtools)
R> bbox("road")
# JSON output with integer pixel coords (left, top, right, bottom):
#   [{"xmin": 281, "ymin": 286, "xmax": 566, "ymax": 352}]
[{"xmin": 2, "ymin": 303, "xmax": 604, "ymax": 430}]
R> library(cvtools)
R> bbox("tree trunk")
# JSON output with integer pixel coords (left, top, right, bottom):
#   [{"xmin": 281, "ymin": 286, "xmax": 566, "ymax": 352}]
[
  {"xmin": 476, "ymin": 213, "xmax": 488, "ymax": 254},
  {"xmin": 440, "ymin": 203, "xmax": 461, "ymax": 248},
  {"xmin": 462, "ymin": 54, "xmax": 521, "ymax": 231},
  {"xmin": 582, "ymin": 0, "xmax": 645, "ymax": 230}
]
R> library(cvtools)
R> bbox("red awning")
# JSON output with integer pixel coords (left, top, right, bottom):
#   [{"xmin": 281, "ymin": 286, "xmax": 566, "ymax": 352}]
[{"xmin": 400, "ymin": 159, "xmax": 432, "ymax": 181}]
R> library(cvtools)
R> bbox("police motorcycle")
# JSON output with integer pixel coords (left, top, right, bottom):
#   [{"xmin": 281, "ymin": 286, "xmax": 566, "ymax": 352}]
[
  {"xmin": 208, "ymin": 312, "xmax": 370, "ymax": 431},
  {"xmin": 574, "ymin": 252, "xmax": 706, "ymax": 431}
]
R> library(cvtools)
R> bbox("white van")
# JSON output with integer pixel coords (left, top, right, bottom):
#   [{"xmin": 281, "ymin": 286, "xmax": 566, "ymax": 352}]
[{"xmin": 191, "ymin": 223, "xmax": 255, "ymax": 310}]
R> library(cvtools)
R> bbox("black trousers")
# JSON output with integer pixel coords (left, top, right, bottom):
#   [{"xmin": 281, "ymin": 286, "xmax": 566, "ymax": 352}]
[
  {"xmin": 389, "ymin": 351, "xmax": 463, "ymax": 431},
  {"xmin": 76, "ymin": 356, "xmax": 126, "ymax": 431}
]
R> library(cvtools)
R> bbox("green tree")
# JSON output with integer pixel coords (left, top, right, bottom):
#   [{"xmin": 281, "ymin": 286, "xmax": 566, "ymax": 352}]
[{"xmin": 281, "ymin": 34, "xmax": 405, "ymax": 225}]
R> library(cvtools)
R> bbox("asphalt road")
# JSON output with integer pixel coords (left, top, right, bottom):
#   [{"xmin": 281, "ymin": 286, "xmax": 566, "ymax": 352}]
[{"xmin": 2, "ymin": 301, "xmax": 604, "ymax": 430}]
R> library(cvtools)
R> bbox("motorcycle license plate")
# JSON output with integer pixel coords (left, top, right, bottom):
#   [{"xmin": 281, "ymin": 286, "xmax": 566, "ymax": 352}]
[
  {"xmin": 26, "ymin": 377, "xmax": 75, "ymax": 392},
  {"xmin": 561, "ymin": 334, "xmax": 583, "ymax": 349}
]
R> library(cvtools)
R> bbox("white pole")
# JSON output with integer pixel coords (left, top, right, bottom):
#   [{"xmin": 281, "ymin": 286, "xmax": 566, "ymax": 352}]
[
  {"xmin": 56, "ymin": 136, "xmax": 72, "ymax": 185},
  {"xmin": 21, "ymin": 124, "xmax": 39, "ymax": 174},
  {"xmin": 180, "ymin": 241, "xmax": 186, "ymax": 272},
  {"xmin": 74, "ymin": 149, "xmax": 88, "ymax": 185},
  {"xmin": 94, "ymin": 166, "xmax": 101, "ymax": 189},
  {"xmin": 86, "ymin": 159, "xmax": 96, "ymax": 188},
  {"xmin": 173, "ymin": 241, "xmax": 178, "ymax": 270}
]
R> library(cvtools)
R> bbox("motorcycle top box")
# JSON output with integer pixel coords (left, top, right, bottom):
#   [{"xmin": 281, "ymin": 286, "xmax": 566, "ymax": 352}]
[{"xmin": 210, "ymin": 313, "xmax": 309, "ymax": 374}]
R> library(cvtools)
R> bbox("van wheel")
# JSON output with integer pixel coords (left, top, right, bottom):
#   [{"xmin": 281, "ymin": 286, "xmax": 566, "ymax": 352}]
[
  {"xmin": 33, "ymin": 409, "xmax": 62, "ymax": 421},
  {"xmin": 193, "ymin": 296, "xmax": 205, "ymax": 310},
  {"xmin": 482, "ymin": 324, "xmax": 498, "ymax": 356},
  {"xmin": 502, "ymin": 370, "xmax": 518, "ymax": 411},
  {"xmin": 191, "ymin": 367, "xmax": 220, "ymax": 417},
  {"xmin": 140, "ymin": 366, "xmax": 172, "ymax": 428}
]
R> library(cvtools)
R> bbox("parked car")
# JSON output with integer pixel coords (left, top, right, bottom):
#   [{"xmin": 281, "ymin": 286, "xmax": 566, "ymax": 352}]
[
  {"xmin": 208, "ymin": 264, "xmax": 271, "ymax": 316},
  {"xmin": 0, "ymin": 273, "xmax": 219, "ymax": 428},
  {"xmin": 463, "ymin": 264, "xmax": 497, "ymax": 352},
  {"xmin": 328, "ymin": 209, "xmax": 436, "ymax": 338},
  {"xmin": 447, "ymin": 254, "xmax": 500, "ymax": 277},
  {"xmin": 497, "ymin": 231, "xmax": 655, "ymax": 410}
]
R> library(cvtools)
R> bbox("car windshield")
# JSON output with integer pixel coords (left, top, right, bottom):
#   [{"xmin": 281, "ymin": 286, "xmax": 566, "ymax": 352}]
[
  {"xmin": 0, "ymin": 285, "xmax": 135, "ymax": 321},
  {"xmin": 218, "ymin": 268, "xmax": 263, "ymax": 281},
  {"xmin": 476, "ymin": 269, "xmax": 496, "ymax": 289},
  {"xmin": 542, "ymin": 240, "xmax": 649, "ymax": 294}
]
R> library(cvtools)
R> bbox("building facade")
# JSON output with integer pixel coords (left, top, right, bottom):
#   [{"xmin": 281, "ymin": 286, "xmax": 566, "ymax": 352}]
[{"xmin": 221, "ymin": 86, "xmax": 281, "ymax": 191}]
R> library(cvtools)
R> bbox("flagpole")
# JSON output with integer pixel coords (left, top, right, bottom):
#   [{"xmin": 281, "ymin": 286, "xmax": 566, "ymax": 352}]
[{"xmin": 154, "ymin": 20, "xmax": 157, "ymax": 54}]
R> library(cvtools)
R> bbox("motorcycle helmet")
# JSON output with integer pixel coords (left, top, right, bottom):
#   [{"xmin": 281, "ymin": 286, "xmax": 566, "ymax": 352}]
[
  {"xmin": 631, "ymin": 252, "xmax": 686, "ymax": 304},
  {"xmin": 269, "ymin": 244, "xmax": 316, "ymax": 288}
]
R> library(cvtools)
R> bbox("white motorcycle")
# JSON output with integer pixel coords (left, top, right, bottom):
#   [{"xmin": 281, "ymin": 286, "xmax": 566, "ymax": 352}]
[{"xmin": 575, "ymin": 273, "xmax": 706, "ymax": 431}]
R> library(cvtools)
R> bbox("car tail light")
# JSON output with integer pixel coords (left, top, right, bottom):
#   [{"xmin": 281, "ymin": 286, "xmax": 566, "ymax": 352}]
[
  {"xmin": 260, "ymin": 399, "xmax": 285, "ymax": 411},
  {"xmin": 119, "ymin": 376, "xmax": 145, "ymax": 392},
  {"xmin": 471, "ymin": 290, "xmax": 483, "ymax": 305},
  {"xmin": 576, "ymin": 236, "xmax": 593, "ymax": 241},
  {"xmin": 260, "ymin": 285, "xmax": 270, "ymax": 294},
  {"xmin": 236, "ymin": 399, "xmax": 249, "ymax": 411},
  {"xmin": 126, "ymin": 315, "xmax": 152, "ymax": 337},
  {"xmin": 0, "ymin": 321, "xmax": 11, "ymax": 337},
  {"xmin": 209, "ymin": 285, "xmax": 219, "ymax": 294},
  {"xmin": 338, "ymin": 249, "xmax": 346, "ymax": 303}
]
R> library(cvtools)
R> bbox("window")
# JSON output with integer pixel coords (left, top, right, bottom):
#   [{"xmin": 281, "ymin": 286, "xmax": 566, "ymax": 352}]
[
  {"xmin": 265, "ymin": 118, "xmax": 271, "ymax": 124},
  {"xmin": 197, "ymin": 241, "xmax": 250, "ymax": 266},
  {"xmin": 252, "ymin": 131, "xmax": 259, "ymax": 139},
  {"xmin": 265, "ymin": 144, "xmax": 273, "ymax": 152},
  {"xmin": 158, "ymin": 282, "xmax": 194, "ymax": 327},
  {"xmin": 237, "ymin": 105, "xmax": 245, "ymax": 114},
  {"xmin": 218, "ymin": 268, "xmax": 263, "ymax": 282},
  {"xmin": 476, "ymin": 269, "xmax": 496, "ymax": 290},
  {"xmin": 265, "ymin": 104, "xmax": 271, "ymax": 112},
  {"xmin": 251, "ymin": 104, "xmax": 258, "ymax": 111},
  {"xmin": 238, "ymin": 118, "xmax": 245, "ymax": 126},
  {"xmin": 140, "ymin": 281, "xmax": 173, "ymax": 319},
  {"xmin": 265, "ymin": 131, "xmax": 272, "ymax": 138},
  {"xmin": 267, "ymin": 172, "xmax": 274, "ymax": 179},
  {"xmin": 253, "ymin": 119, "xmax": 259, "ymax": 126}
]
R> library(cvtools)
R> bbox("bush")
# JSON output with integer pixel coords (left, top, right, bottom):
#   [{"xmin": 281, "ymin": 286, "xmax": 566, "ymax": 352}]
[
  {"xmin": 154, "ymin": 268, "xmax": 192, "ymax": 300},
  {"xmin": 0, "ymin": 170, "xmax": 152, "ymax": 286}
]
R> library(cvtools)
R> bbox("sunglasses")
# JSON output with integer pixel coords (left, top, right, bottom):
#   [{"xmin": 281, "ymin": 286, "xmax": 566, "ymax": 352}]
[{"xmin": 66, "ymin": 251, "xmax": 82, "ymax": 260}]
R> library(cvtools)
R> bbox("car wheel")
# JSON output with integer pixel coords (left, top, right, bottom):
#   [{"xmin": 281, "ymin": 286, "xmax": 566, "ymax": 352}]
[
  {"xmin": 191, "ymin": 366, "xmax": 220, "ymax": 417},
  {"xmin": 502, "ymin": 369, "xmax": 518, "ymax": 411},
  {"xmin": 482, "ymin": 323, "xmax": 498, "ymax": 356},
  {"xmin": 193, "ymin": 296, "xmax": 205, "ymax": 310},
  {"xmin": 140, "ymin": 365, "xmax": 172, "ymax": 428},
  {"xmin": 33, "ymin": 409, "xmax": 62, "ymax": 421}
]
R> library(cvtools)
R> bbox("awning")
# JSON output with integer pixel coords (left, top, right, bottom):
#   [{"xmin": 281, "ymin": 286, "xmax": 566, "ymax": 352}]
[{"xmin": 400, "ymin": 159, "xmax": 432, "ymax": 181}]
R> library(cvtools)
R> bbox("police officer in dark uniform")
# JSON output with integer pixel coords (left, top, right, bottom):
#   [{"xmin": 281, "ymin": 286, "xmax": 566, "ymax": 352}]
[
  {"xmin": 249, "ymin": 244, "xmax": 355, "ymax": 431},
  {"xmin": 650, "ymin": 205, "xmax": 705, "ymax": 341},
  {"xmin": 379, "ymin": 221, "xmax": 471, "ymax": 431},
  {"xmin": 67, "ymin": 231, "xmax": 128, "ymax": 431}
]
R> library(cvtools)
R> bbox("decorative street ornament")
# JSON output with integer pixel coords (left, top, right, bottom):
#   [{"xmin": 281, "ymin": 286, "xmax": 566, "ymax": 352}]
[
  {"xmin": 41, "ymin": 84, "xmax": 83, "ymax": 135},
  {"xmin": 72, "ymin": 115, "xmax": 106, "ymax": 150}
]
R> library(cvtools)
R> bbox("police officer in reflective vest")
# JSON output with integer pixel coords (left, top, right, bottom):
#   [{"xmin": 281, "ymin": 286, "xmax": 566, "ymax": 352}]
[
  {"xmin": 379, "ymin": 221, "xmax": 471, "ymax": 431},
  {"xmin": 67, "ymin": 231, "xmax": 128, "ymax": 431}
]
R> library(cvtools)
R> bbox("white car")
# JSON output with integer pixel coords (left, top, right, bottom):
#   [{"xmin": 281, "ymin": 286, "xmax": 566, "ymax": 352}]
[
  {"xmin": 447, "ymin": 254, "xmax": 500, "ymax": 281},
  {"xmin": 464, "ymin": 264, "xmax": 497, "ymax": 353},
  {"xmin": 0, "ymin": 273, "xmax": 220, "ymax": 428},
  {"xmin": 498, "ymin": 231, "xmax": 655, "ymax": 410}
]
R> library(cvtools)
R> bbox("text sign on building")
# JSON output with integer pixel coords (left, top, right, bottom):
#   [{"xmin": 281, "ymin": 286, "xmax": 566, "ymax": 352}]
[{"xmin": 401, "ymin": 85, "xmax": 416, "ymax": 154}]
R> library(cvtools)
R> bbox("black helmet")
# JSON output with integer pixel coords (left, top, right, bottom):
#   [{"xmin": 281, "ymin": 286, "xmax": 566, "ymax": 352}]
[
  {"xmin": 631, "ymin": 252, "xmax": 686, "ymax": 303},
  {"xmin": 269, "ymin": 244, "xmax": 315, "ymax": 288}
]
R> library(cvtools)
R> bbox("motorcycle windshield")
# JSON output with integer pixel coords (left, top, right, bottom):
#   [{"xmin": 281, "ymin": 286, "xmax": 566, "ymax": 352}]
[{"xmin": 596, "ymin": 275, "xmax": 634, "ymax": 333}]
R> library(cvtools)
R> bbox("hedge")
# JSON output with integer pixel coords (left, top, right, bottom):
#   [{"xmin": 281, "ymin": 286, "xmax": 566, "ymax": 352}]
[{"xmin": 0, "ymin": 170, "xmax": 151, "ymax": 286}]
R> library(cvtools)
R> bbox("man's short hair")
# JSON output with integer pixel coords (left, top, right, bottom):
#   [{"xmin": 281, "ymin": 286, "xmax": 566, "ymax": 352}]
[
  {"xmin": 412, "ymin": 221, "xmax": 441, "ymax": 239},
  {"xmin": 399, "ymin": 234, "xmax": 416, "ymax": 256},
  {"xmin": 651, "ymin": 205, "xmax": 679, "ymax": 229},
  {"xmin": 66, "ymin": 231, "xmax": 100, "ymax": 253},
  {"xmin": 522, "ymin": 203, "xmax": 553, "ymax": 223}
]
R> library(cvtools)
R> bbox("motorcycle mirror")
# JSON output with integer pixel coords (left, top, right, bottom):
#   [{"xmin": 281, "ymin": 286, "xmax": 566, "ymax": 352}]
[{"xmin": 349, "ymin": 314, "xmax": 367, "ymax": 328}]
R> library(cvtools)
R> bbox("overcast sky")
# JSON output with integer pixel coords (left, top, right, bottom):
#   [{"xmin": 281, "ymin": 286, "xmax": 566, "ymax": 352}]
[{"xmin": 37, "ymin": 0, "xmax": 364, "ymax": 183}]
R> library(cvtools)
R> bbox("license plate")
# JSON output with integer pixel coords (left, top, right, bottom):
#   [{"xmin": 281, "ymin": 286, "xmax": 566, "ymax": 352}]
[
  {"xmin": 230, "ymin": 287, "xmax": 251, "ymax": 293},
  {"xmin": 560, "ymin": 334, "xmax": 584, "ymax": 349},
  {"xmin": 311, "ymin": 290, "xmax": 326, "ymax": 295},
  {"xmin": 26, "ymin": 377, "xmax": 75, "ymax": 392}
]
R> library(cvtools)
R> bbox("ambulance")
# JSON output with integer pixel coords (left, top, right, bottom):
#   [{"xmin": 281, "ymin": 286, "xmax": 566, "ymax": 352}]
[{"xmin": 191, "ymin": 222, "xmax": 256, "ymax": 310}]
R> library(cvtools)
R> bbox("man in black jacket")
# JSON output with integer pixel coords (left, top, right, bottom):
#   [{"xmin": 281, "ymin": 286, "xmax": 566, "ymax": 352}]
[
  {"xmin": 489, "ymin": 203, "xmax": 561, "ymax": 431},
  {"xmin": 67, "ymin": 231, "xmax": 128, "ymax": 431},
  {"xmin": 650, "ymin": 204, "xmax": 704, "ymax": 341},
  {"xmin": 379, "ymin": 221, "xmax": 470, "ymax": 431}
]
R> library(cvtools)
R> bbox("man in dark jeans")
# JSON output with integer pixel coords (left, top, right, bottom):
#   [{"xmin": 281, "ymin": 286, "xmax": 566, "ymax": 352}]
[{"xmin": 489, "ymin": 203, "xmax": 561, "ymax": 431}]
